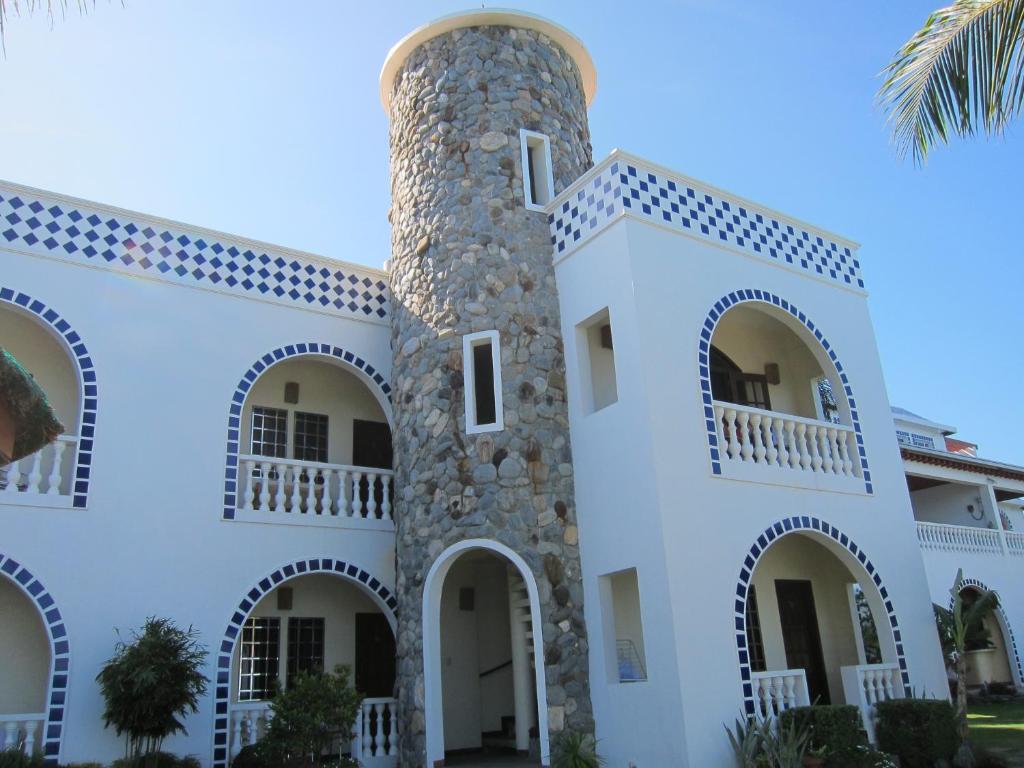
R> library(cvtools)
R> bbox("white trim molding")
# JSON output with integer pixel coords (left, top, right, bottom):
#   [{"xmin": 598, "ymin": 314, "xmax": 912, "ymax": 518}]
[{"xmin": 463, "ymin": 330, "xmax": 504, "ymax": 434}]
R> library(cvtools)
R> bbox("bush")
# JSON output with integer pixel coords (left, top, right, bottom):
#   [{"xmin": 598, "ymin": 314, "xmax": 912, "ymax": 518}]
[
  {"xmin": 551, "ymin": 731, "xmax": 604, "ymax": 768},
  {"xmin": 875, "ymin": 699, "xmax": 959, "ymax": 768},
  {"xmin": 779, "ymin": 705, "xmax": 866, "ymax": 767},
  {"xmin": 112, "ymin": 753, "xmax": 201, "ymax": 768},
  {"xmin": 0, "ymin": 750, "xmax": 44, "ymax": 768},
  {"xmin": 231, "ymin": 745, "xmax": 267, "ymax": 768}
]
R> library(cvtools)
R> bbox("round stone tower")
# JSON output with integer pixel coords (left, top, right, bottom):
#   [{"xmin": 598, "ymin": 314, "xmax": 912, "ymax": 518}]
[{"xmin": 380, "ymin": 9, "xmax": 597, "ymax": 766}]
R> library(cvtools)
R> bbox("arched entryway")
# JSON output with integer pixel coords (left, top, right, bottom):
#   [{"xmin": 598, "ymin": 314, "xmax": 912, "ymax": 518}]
[
  {"xmin": 424, "ymin": 540, "xmax": 548, "ymax": 767},
  {"xmin": 211, "ymin": 558, "xmax": 398, "ymax": 768},
  {"xmin": 958, "ymin": 579, "xmax": 1023, "ymax": 690}
]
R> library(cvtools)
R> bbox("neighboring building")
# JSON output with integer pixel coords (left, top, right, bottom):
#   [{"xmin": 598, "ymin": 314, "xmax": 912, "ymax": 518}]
[
  {"xmin": 897, "ymin": 407, "xmax": 1024, "ymax": 692},
  {"xmin": 1, "ymin": 8, "xmax": 980, "ymax": 768}
]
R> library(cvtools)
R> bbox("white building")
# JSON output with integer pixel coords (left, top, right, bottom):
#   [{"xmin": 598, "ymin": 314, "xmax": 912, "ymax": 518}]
[{"xmin": 0, "ymin": 8, "xmax": 1004, "ymax": 768}]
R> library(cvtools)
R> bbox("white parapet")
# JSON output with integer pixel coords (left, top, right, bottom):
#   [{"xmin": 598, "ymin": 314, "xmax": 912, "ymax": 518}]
[
  {"xmin": 750, "ymin": 669, "xmax": 810, "ymax": 724},
  {"xmin": 0, "ymin": 435, "xmax": 77, "ymax": 506},
  {"xmin": 0, "ymin": 714, "xmax": 46, "ymax": 755},
  {"xmin": 840, "ymin": 662, "xmax": 904, "ymax": 743},
  {"xmin": 916, "ymin": 521, "xmax": 1003, "ymax": 556}
]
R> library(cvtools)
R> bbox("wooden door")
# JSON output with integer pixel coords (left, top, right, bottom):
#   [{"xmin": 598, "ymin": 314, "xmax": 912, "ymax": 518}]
[
  {"xmin": 775, "ymin": 579, "xmax": 830, "ymax": 704},
  {"xmin": 355, "ymin": 613, "xmax": 396, "ymax": 697}
]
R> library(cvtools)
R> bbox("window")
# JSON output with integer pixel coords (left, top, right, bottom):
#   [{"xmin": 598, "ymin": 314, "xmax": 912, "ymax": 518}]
[
  {"xmin": 286, "ymin": 617, "xmax": 325, "ymax": 687},
  {"xmin": 238, "ymin": 617, "xmax": 280, "ymax": 701},
  {"xmin": 849, "ymin": 584, "xmax": 883, "ymax": 664},
  {"xmin": 577, "ymin": 308, "xmax": 618, "ymax": 413},
  {"xmin": 599, "ymin": 568, "xmax": 648, "ymax": 683},
  {"xmin": 463, "ymin": 330, "xmax": 504, "ymax": 434},
  {"xmin": 520, "ymin": 129, "xmax": 554, "ymax": 210},
  {"xmin": 745, "ymin": 585, "xmax": 767, "ymax": 673},
  {"xmin": 293, "ymin": 412, "xmax": 329, "ymax": 463},
  {"xmin": 251, "ymin": 407, "xmax": 288, "ymax": 458},
  {"xmin": 709, "ymin": 346, "xmax": 772, "ymax": 410},
  {"xmin": 813, "ymin": 376, "xmax": 841, "ymax": 424}
]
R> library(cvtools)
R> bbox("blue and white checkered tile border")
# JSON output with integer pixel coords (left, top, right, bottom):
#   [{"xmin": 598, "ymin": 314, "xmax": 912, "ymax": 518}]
[
  {"xmin": 221, "ymin": 342, "xmax": 392, "ymax": 520},
  {"xmin": 735, "ymin": 517, "xmax": 912, "ymax": 717},
  {"xmin": 0, "ymin": 554, "xmax": 70, "ymax": 765},
  {"xmin": 0, "ymin": 189, "xmax": 390, "ymax": 319},
  {"xmin": 549, "ymin": 158, "xmax": 864, "ymax": 291},
  {"xmin": 0, "ymin": 286, "xmax": 96, "ymax": 508},
  {"xmin": 956, "ymin": 577, "xmax": 1023, "ymax": 687},
  {"xmin": 211, "ymin": 557, "xmax": 397, "ymax": 768},
  {"xmin": 699, "ymin": 289, "xmax": 872, "ymax": 494}
]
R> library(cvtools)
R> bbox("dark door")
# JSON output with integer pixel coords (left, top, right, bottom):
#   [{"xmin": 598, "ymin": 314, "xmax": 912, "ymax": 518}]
[
  {"xmin": 775, "ymin": 580, "xmax": 830, "ymax": 704},
  {"xmin": 352, "ymin": 420, "xmax": 393, "ymax": 469},
  {"xmin": 355, "ymin": 613, "xmax": 396, "ymax": 697}
]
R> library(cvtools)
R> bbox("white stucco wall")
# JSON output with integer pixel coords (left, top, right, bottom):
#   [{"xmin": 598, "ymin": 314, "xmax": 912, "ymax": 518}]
[{"xmin": 910, "ymin": 482, "xmax": 989, "ymax": 528}]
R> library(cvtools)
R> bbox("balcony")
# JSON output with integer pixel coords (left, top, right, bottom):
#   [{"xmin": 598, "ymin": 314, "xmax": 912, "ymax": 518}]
[
  {"xmin": 229, "ymin": 698, "xmax": 397, "ymax": 766},
  {"xmin": 235, "ymin": 456, "xmax": 394, "ymax": 530},
  {"xmin": 916, "ymin": 521, "xmax": 1024, "ymax": 558},
  {"xmin": 0, "ymin": 435, "xmax": 78, "ymax": 507}
]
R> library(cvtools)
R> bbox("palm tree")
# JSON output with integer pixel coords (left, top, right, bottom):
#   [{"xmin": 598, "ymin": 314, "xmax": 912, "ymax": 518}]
[
  {"xmin": 932, "ymin": 569, "xmax": 1000, "ymax": 741},
  {"xmin": 878, "ymin": 0, "xmax": 1024, "ymax": 163},
  {"xmin": 0, "ymin": 1, "xmax": 92, "ymax": 50}
]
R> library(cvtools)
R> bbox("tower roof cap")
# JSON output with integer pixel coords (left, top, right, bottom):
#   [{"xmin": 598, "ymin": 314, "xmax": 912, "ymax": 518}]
[{"xmin": 380, "ymin": 8, "xmax": 596, "ymax": 115}]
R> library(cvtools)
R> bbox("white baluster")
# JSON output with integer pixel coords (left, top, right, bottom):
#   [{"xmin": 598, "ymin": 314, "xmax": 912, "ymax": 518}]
[
  {"xmin": 22, "ymin": 720, "xmax": 37, "ymax": 756},
  {"xmin": 825, "ymin": 428, "xmax": 840, "ymax": 474},
  {"xmin": 366, "ymin": 472, "xmax": 380, "ymax": 518},
  {"xmin": 351, "ymin": 706, "xmax": 363, "ymax": 761},
  {"xmin": 782, "ymin": 674, "xmax": 796, "ymax": 710},
  {"xmin": 385, "ymin": 702, "xmax": 397, "ymax": 755},
  {"xmin": 242, "ymin": 461, "xmax": 256, "ymax": 511},
  {"xmin": 714, "ymin": 404, "xmax": 727, "ymax": 457},
  {"xmin": 738, "ymin": 411, "xmax": 753, "ymax": 462},
  {"xmin": 258, "ymin": 462, "xmax": 271, "ymax": 510},
  {"xmin": 807, "ymin": 425, "xmax": 823, "ymax": 473},
  {"xmin": 882, "ymin": 668, "xmax": 895, "ymax": 701},
  {"xmin": 4, "ymin": 721, "xmax": 18, "ymax": 750},
  {"xmin": 320, "ymin": 468, "xmax": 335, "ymax": 516},
  {"xmin": 273, "ymin": 462, "xmax": 288, "ymax": 512},
  {"xmin": 796, "ymin": 423, "xmax": 811, "ymax": 470},
  {"xmin": 770, "ymin": 676, "xmax": 784, "ymax": 717},
  {"xmin": 724, "ymin": 408, "xmax": 740, "ymax": 460},
  {"xmin": 838, "ymin": 431, "xmax": 853, "ymax": 476},
  {"xmin": 820, "ymin": 428, "xmax": 834, "ymax": 474},
  {"xmin": 230, "ymin": 712, "xmax": 243, "ymax": 759},
  {"xmin": 382, "ymin": 478, "xmax": 392, "ymax": 521},
  {"xmin": 351, "ymin": 472, "xmax": 364, "ymax": 517},
  {"xmin": 46, "ymin": 440, "xmax": 67, "ymax": 495},
  {"xmin": 750, "ymin": 414, "xmax": 766, "ymax": 464},
  {"xmin": 864, "ymin": 669, "xmax": 879, "ymax": 705},
  {"xmin": 784, "ymin": 420, "xmax": 798, "ymax": 468},
  {"xmin": 289, "ymin": 465, "xmax": 303, "ymax": 513},
  {"xmin": 763, "ymin": 417, "xmax": 778, "ymax": 466},
  {"xmin": 24, "ymin": 451, "xmax": 42, "ymax": 493}
]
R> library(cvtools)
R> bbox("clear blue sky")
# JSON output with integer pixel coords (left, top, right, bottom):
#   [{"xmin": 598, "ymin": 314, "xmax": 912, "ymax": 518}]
[{"xmin": 2, "ymin": 1, "xmax": 1020, "ymax": 463}]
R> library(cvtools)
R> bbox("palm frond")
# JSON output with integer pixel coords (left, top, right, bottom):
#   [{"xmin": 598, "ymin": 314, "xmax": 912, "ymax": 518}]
[
  {"xmin": 878, "ymin": 0, "xmax": 1024, "ymax": 163},
  {"xmin": 0, "ymin": 0, "xmax": 95, "ymax": 54}
]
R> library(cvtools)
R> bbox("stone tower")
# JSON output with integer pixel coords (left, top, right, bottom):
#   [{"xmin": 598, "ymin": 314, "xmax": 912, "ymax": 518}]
[{"xmin": 380, "ymin": 10, "xmax": 597, "ymax": 766}]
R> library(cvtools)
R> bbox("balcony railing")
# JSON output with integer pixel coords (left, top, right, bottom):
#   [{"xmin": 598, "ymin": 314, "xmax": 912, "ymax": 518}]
[
  {"xmin": 1, "ymin": 713, "xmax": 45, "ymax": 754},
  {"xmin": 750, "ymin": 668, "xmax": 810, "ymax": 724},
  {"xmin": 1006, "ymin": 531, "xmax": 1024, "ymax": 557},
  {"xmin": 841, "ymin": 663, "xmax": 904, "ymax": 743},
  {"xmin": 713, "ymin": 403, "xmax": 861, "ymax": 490},
  {"xmin": 916, "ymin": 521, "xmax": 1002, "ymax": 555},
  {"xmin": 236, "ymin": 456, "xmax": 394, "ymax": 528},
  {"xmin": 0, "ymin": 435, "xmax": 77, "ymax": 506},
  {"xmin": 229, "ymin": 698, "xmax": 397, "ymax": 765}
]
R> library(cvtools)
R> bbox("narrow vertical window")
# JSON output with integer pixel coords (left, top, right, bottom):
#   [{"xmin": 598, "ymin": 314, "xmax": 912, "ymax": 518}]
[
  {"xmin": 463, "ymin": 330, "xmax": 504, "ymax": 434},
  {"xmin": 599, "ymin": 568, "xmax": 648, "ymax": 683},
  {"xmin": 286, "ymin": 617, "xmax": 325, "ymax": 687},
  {"xmin": 251, "ymin": 406, "xmax": 288, "ymax": 458},
  {"xmin": 293, "ymin": 412, "xmax": 329, "ymax": 463},
  {"xmin": 577, "ymin": 308, "xmax": 618, "ymax": 413},
  {"xmin": 745, "ymin": 585, "xmax": 766, "ymax": 673},
  {"xmin": 238, "ymin": 617, "xmax": 280, "ymax": 701},
  {"xmin": 520, "ymin": 129, "xmax": 554, "ymax": 210}
]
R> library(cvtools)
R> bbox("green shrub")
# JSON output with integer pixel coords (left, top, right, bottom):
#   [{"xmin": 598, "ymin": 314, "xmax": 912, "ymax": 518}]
[
  {"xmin": 62, "ymin": 764, "xmax": 107, "ymax": 768},
  {"xmin": 231, "ymin": 745, "xmax": 267, "ymax": 768},
  {"xmin": 551, "ymin": 731, "xmax": 604, "ymax": 768},
  {"xmin": 0, "ymin": 749, "xmax": 45, "ymax": 768},
  {"xmin": 778, "ymin": 705, "xmax": 866, "ymax": 767},
  {"xmin": 112, "ymin": 753, "xmax": 201, "ymax": 768},
  {"xmin": 875, "ymin": 699, "xmax": 959, "ymax": 768}
]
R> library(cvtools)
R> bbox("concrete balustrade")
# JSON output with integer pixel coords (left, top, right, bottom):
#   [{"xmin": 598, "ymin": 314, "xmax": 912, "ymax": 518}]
[
  {"xmin": 0, "ymin": 435, "xmax": 77, "ymax": 505},
  {"xmin": 750, "ymin": 669, "xmax": 810, "ymax": 724},
  {"xmin": 916, "ymin": 521, "xmax": 1003, "ymax": 555},
  {"xmin": 840, "ymin": 662, "xmax": 903, "ymax": 743},
  {"xmin": 1, "ymin": 714, "xmax": 45, "ymax": 755},
  {"xmin": 237, "ymin": 455, "xmax": 394, "ymax": 527}
]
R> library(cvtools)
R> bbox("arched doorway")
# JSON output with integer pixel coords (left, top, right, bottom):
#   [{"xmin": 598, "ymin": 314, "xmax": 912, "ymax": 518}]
[
  {"xmin": 424, "ymin": 540, "xmax": 548, "ymax": 767},
  {"xmin": 211, "ymin": 558, "xmax": 398, "ymax": 768},
  {"xmin": 958, "ymin": 582, "xmax": 1023, "ymax": 690}
]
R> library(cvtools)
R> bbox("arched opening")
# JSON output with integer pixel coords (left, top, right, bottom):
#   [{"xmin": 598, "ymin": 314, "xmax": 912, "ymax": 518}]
[
  {"xmin": 702, "ymin": 294, "xmax": 868, "ymax": 490},
  {"xmin": 225, "ymin": 570, "xmax": 398, "ymax": 765},
  {"xmin": 0, "ymin": 300, "xmax": 84, "ymax": 502},
  {"xmin": 0, "ymin": 576, "xmax": 50, "ymax": 755},
  {"xmin": 424, "ymin": 540, "xmax": 548, "ymax": 767},
  {"xmin": 959, "ymin": 586, "xmax": 1019, "ymax": 691},
  {"xmin": 231, "ymin": 353, "xmax": 394, "ymax": 525},
  {"xmin": 739, "ymin": 525, "xmax": 905, "ymax": 741}
]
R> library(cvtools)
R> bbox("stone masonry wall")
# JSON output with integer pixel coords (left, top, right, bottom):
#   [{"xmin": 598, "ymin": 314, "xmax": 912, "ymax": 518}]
[{"xmin": 385, "ymin": 23, "xmax": 594, "ymax": 766}]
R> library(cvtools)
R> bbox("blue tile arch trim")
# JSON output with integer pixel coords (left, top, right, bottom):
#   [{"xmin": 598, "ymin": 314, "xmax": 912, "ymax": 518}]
[
  {"xmin": 0, "ymin": 188, "xmax": 390, "ymax": 320},
  {"xmin": 955, "ymin": 577, "xmax": 1023, "ymax": 687},
  {"xmin": 0, "ymin": 286, "xmax": 97, "ymax": 508},
  {"xmin": 210, "ymin": 557, "xmax": 397, "ymax": 768},
  {"xmin": 221, "ymin": 342, "xmax": 392, "ymax": 521},
  {"xmin": 698, "ymin": 289, "xmax": 873, "ymax": 494},
  {"xmin": 0, "ymin": 553, "xmax": 70, "ymax": 765},
  {"xmin": 734, "ymin": 517, "xmax": 912, "ymax": 717}
]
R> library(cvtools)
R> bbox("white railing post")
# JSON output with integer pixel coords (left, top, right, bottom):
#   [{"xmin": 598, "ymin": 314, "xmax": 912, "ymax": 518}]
[
  {"xmin": 3, "ymin": 721, "xmax": 19, "ymax": 750},
  {"xmin": 366, "ymin": 472, "xmax": 380, "ymax": 519},
  {"xmin": 841, "ymin": 663, "xmax": 903, "ymax": 744},
  {"xmin": 289, "ymin": 464, "xmax": 303, "ymax": 513},
  {"xmin": 46, "ymin": 440, "xmax": 67, "ymax": 495},
  {"xmin": 381, "ymin": 478, "xmax": 392, "ymax": 522},
  {"xmin": 751, "ymin": 670, "xmax": 810, "ymax": 725},
  {"xmin": 351, "ymin": 472, "xmax": 363, "ymax": 517},
  {"xmin": 351, "ymin": 705, "xmax": 363, "ymax": 760}
]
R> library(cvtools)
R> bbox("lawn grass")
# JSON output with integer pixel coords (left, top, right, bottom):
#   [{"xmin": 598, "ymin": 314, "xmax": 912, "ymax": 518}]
[{"xmin": 968, "ymin": 699, "xmax": 1024, "ymax": 757}]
